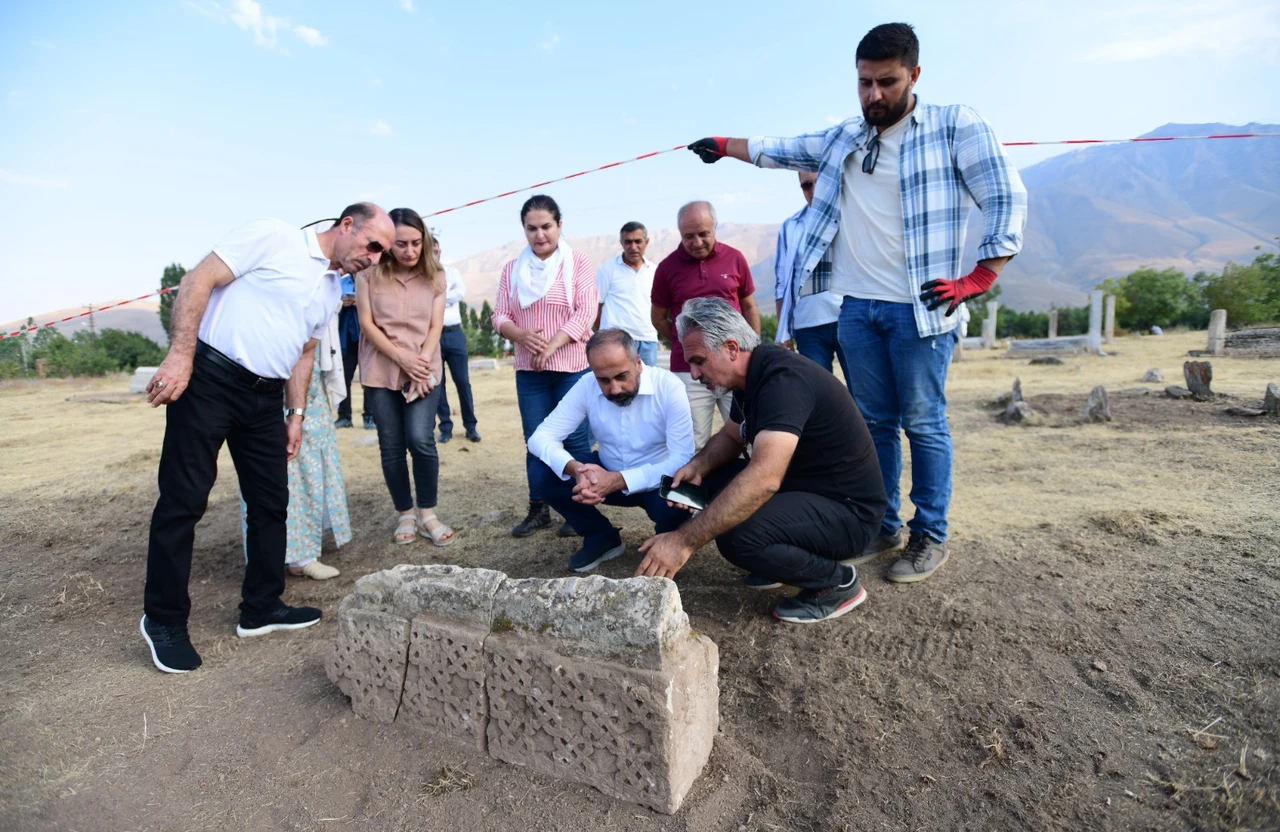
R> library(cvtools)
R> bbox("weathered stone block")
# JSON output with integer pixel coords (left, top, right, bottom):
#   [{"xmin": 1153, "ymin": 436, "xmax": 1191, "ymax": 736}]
[
  {"xmin": 1183, "ymin": 361, "xmax": 1214, "ymax": 401},
  {"xmin": 129, "ymin": 367, "xmax": 158, "ymax": 394},
  {"xmin": 1141, "ymin": 368, "xmax": 1164, "ymax": 383},
  {"xmin": 325, "ymin": 604, "xmax": 411, "ymax": 724},
  {"xmin": 1265, "ymin": 383, "xmax": 1279, "ymax": 416},
  {"xmin": 485, "ymin": 633, "xmax": 718, "ymax": 814},
  {"xmin": 401, "ymin": 616, "xmax": 490, "ymax": 749},
  {"xmin": 1084, "ymin": 386, "xmax": 1111, "ymax": 423}
]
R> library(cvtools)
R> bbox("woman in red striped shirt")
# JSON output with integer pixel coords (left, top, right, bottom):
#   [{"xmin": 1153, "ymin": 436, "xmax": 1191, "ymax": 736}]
[{"xmin": 491, "ymin": 195, "xmax": 597, "ymax": 538}]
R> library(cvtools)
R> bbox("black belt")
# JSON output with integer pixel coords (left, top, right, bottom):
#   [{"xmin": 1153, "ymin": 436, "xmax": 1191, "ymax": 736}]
[
  {"xmin": 195, "ymin": 341, "xmax": 287, "ymax": 393},
  {"xmin": 441, "ymin": 324, "xmax": 462, "ymax": 332}
]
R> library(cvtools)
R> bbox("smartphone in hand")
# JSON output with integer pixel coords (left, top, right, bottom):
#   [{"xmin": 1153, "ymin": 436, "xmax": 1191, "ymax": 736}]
[{"xmin": 660, "ymin": 475, "xmax": 707, "ymax": 511}]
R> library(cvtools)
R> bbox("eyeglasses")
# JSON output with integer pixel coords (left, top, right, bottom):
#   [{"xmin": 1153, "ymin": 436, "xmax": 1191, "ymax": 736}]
[{"xmin": 861, "ymin": 132, "xmax": 881, "ymax": 175}]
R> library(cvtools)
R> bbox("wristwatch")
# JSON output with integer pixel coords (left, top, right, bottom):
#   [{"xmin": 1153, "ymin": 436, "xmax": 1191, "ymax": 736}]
[{"xmin": 284, "ymin": 408, "xmax": 305, "ymax": 420}]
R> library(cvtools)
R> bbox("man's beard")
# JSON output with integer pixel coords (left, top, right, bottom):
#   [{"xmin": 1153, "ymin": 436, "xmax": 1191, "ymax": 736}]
[
  {"xmin": 862, "ymin": 88, "xmax": 911, "ymax": 127},
  {"xmin": 607, "ymin": 391, "xmax": 637, "ymax": 407}
]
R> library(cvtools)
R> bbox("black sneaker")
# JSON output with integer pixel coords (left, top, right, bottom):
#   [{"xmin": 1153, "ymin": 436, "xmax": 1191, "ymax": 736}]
[
  {"xmin": 887, "ymin": 532, "xmax": 949, "ymax": 583},
  {"xmin": 772, "ymin": 569, "xmax": 867, "ymax": 624},
  {"xmin": 362, "ymin": 414, "xmax": 376, "ymax": 430},
  {"xmin": 512, "ymin": 501, "xmax": 552, "ymax": 537},
  {"xmin": 334, "ymin": 417, "xmax": 353, "ymax": 429},
  {"xmin": 236, "ymin": 605, "xmax": 322, "ymax": 638},
  {"xmin": 466, "ymin": 428, "xmax": 482, "ymax": 442},
  {"xmin": 841, "ymin": 527, "xmax": 905, "ymax": 565},
  {"xmin": 568, "ymin": 538, "xmax": 626, "ymax": 573},
  {"xmin": 140, "ymin": 614, "xmax": 202, "ymax": 673},
  {"xmin": 743, "ymin": 574, "xmax": 783, "ymax": 590},
  {"xmin": 557, "ymin": 520, "xmax": 580, "ymax": 538},
  {"xmin": 439, "ymin": 432, "xmax": 452, "ymax": 443}
]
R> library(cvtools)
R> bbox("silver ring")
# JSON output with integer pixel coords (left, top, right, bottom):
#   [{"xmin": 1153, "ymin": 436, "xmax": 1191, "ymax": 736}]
[{"xmin": 155, "ymin": 380, "xmax": 166, "ymax": 389}]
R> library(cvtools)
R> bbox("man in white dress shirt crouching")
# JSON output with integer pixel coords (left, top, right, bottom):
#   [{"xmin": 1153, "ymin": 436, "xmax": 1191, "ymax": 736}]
[{"xmin": 528, "ymin": 328, "xmax": 695, "ymax": 572}]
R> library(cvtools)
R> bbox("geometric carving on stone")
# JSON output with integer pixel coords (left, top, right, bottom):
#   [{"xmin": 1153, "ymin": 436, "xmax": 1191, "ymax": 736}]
[{"xmin": 325, "ymin": 567, "xmax": 718, "ymax": 814}]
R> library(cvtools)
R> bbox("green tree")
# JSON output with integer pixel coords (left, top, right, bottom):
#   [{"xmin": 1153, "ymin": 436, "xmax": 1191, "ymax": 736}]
[
  {"xmin": 33, "ymin": 330, "xmax": 116, "ymax": 377},
  {"xmin": 759, "ymin": 313, "xmax": 778, "ymax": 344},
  {"xmin": 1096, "ymin": 267, "xmax": 1200, "ymax": 331},
  {"xmin": 1198, "ymin": 249, "xmax": 1280, "ymax": 326},
  {"xmin": 98, "ymin": 328, "xmax": 167, "ymax": 371},
  {"xmin": 158, "ymin": 263, "xmax": 186, "ymax": 339}
]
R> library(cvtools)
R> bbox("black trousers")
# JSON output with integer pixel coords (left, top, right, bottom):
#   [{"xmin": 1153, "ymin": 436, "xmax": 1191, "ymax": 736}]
[
  {"xmin": 705, "ymin": 459, "xmax": 877, "ymax": 589},
  {"xmin": 336, "ymin": 340, "xmax": 365, "ymax": 422},
  {"xmin": 435, "ymin": 325, "xmax": 477, "ymax": 434},
  {"xmin": 144, "ymin": 355, "xmax": 288, "ymax": 625}
]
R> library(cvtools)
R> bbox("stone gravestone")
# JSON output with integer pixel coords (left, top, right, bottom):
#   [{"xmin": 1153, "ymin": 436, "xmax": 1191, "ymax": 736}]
[
  {"xmin": 326, "ymin": 565, "xmax": 719, "ymax": 815},
  {"xmin": 1183, "ymin": 361, "xmax": 1214, "ymax": 401},
  {"xmin": 1264, "ymin": 383, "xmax": 1279, "ymax": 416},
  {"xmin": 1206, "ymin": 309, "xmax": 1227, "ymax": 355},
  {"xmin": 1087, "ymin": 291, "xmax": 1103, "ymax": 354},
  {"xmin": 1103, "ymin": 295, "xmax": 1116, "ymax": 344},
  {"xmin": 1084, "ymin": 386, "xmax": 1111, "ymax": 423},
  {"xmin": 129, "ymin": 366, "xmax": 159, "ymax": 394},
  {"xmin": 1047, "ymin": 309, "xmax": 1058, "ymax": 339},
  {"xmin": 1001, "ymin": 377, "xmax": 1037, "ymax": 424},
  {"xmin": 982, "ymin": 301, "xmax": 999, "ymax": 349},
  {"xmin": 1141, "ymin": 368, "xmax": 1164, "ymax": 383}
]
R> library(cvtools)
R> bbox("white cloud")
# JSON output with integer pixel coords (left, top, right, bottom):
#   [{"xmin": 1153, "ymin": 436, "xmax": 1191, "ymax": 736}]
[
  {"xmin": 229, "ymin": 0, "xmax": 284, "ymax": 48},
  {"xmin": 370, "ymin": 119, "xmax": 393, "ymax": 136},
  {"xmin": 1082, "ymin": 0, "xmax": 1279, "ymax": 62},
  {"xmin": 395, "ymin": 0, "xmax": 414, "ymax": 11},
  {"xmin": 294, "ymin": 25, "xmax": 327, "ymax": 47},
  {"xmin": 540, "ymin": 24, "xmax": 560, "ymax": 51},
  {"xmin": 0, "ymin": 169, "xmax": 69, "ymax": 189}
]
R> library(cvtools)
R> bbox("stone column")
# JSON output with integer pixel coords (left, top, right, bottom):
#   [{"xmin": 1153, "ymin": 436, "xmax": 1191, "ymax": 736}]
[
  {"xmin": 1048, "ymin": 309, "xmax": 1058, "ymax": 339},
  {"xmin": 1103, "ymin": 295, "xmax": 1116, "ymax": 344},
  {"xmin": 1207, "ymin": 309, "xmax": 1227, "ymax": 355},
  {"xmin": 983, "ymin": 301, "xmax": 999, "ymax": 349},
  {"xmin": 1087, "ymin": 291, "xmax": 1103, "ymax": 354}
]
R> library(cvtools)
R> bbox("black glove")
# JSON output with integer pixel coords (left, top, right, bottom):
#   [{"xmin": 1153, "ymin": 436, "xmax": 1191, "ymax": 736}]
[{"xmin": 688, "ymin": 137, "xmax": 729, "ymax": 164}]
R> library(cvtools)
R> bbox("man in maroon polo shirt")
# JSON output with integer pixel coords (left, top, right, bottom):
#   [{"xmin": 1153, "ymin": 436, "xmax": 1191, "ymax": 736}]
[{"xmin": 651, "ymin": 200, "xmax": 761, "ymax": 449}]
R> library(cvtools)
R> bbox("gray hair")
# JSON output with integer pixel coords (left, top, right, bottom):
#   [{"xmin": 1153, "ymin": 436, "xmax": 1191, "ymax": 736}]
[
  {"xmin": 586, "ymin": 328, "xmax": 639, "ymax": 361},
  {"xmin": 676, "ymin": 200, "xmax": 716, "ymax": 226},
  {"xmin": 676, "ymin": 297, "xmax": 760, "ymax": 352}
]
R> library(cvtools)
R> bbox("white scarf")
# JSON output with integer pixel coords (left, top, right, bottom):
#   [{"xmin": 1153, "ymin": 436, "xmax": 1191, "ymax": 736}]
[
  {"xmin": 317, "ymin": 309, "xmax": 346, "ymax": 411},
  {"xmin": 511, "ymin": 240, "xmax": 575, "ymax": 309}
]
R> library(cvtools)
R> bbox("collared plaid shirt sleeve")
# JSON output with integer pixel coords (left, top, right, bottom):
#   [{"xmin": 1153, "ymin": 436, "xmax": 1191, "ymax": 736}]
[{"xmin": 749, "ymin": 101, "xmax": 1027, "ymax": 338}]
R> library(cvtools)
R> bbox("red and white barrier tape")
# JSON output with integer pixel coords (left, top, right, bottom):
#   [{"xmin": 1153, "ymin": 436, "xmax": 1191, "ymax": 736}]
[{"xmin": 3, "ymin": 131, "xmax": 1276, "ymax": 342}]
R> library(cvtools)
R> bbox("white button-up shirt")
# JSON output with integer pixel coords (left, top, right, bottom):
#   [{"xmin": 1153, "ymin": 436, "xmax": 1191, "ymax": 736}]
[
  {"xmin": 203, "ymin": 218, "xmax": 340, "ymax": 379},
  {"xmin": 441, "ymin": 266, "xmax": 465, "ymax": 327},
  {"xmin": 528, "ymin": 363, "xmax": 694, "ymax": 494},
  {"xmin": 594, "ymin": 254, "xmax": 659, "ymax": 342}
]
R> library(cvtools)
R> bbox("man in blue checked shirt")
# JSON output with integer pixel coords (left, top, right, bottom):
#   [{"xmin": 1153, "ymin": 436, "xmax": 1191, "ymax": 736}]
[
  {"xmin": 688, "ymin": 21, "xmax": 1026, "ymax": 585},
  {"xmin": 774, "ymin": 171, "xmax": 848, "ymax": 377}
]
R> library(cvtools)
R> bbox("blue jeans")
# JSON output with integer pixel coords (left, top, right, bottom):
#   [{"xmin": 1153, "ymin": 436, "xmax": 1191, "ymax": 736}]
[
  {"xmin": 636, "ymin": 340, "xmax": 658, "ymax": 367},
  {"xmin": 515, "ymin": 369, "xmax": 592, "ymax": 502},
  {"xmin": 536, "ymin": 452, "xmax": 689, "ymax": 552},
  {"xmin": 793, "ymin": 322, "xmax": 849, "ymax": 377},
  {"xmin": 435, "ymin": 326, "xmax": 478, "ymax": 435},
  {"xmin": 837, "ymin": 298, "xmax": 954, "ymax": 541},
  {"xmin": 365, "ymin": 385, "xmax": 443, "ymax": 512}
]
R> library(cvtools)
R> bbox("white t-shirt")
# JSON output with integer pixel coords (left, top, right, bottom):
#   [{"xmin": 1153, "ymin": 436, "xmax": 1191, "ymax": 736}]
[
  {"xmin": 595, "ymin": 254, "xmax": 659, "ymax": 342},
  {"xmin": 442, "ymin": 266, "xmax": 465, "ymax": 327},
  {"xmin": 201, "ymin": 218, "xmax": 341, "ymax": 379},
  {"xmin": 829, "ymin": 116, "xmax": 914, "ymax": 303}
]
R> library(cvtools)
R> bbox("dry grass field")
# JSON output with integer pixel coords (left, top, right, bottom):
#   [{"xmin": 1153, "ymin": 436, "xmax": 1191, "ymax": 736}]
[{"xmin": 0, "ymin": 329, "xmax": 1277, "ymax": 831}]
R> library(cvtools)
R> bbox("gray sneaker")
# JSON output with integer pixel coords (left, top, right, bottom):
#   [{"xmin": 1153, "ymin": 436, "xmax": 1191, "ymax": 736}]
[
  {"xmin": 842, "ymin": 527, "xmax": 906, "ymax": 565},
  {"xmin": 886, "ymin": 532, "xmax": 949, "ymax": 583}
]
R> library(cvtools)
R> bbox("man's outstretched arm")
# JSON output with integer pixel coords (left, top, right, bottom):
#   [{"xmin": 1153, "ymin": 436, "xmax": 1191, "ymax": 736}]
[{"xmin": 687, "ymin": 137, "xmax": 751, "ymax": 164}]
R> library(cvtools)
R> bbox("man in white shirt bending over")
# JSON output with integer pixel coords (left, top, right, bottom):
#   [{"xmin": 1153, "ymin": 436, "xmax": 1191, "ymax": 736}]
[
  {"xmin": 528, "ymin": 328, "xmax": 695, "ymax": 572},
  {"xmin": 594, "ymin": 222, "xmax": 660, "ymax": 366}
]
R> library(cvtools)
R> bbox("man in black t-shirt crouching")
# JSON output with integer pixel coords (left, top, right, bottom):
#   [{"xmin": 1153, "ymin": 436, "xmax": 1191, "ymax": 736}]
[{"xmin": 635, "ymin": 297, "xmax": 887, "ymax": 623}]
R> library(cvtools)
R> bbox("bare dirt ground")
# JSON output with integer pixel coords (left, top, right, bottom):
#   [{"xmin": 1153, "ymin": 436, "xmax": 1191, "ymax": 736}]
[{"xmin": 1, "ymin": 330, "xmax": 1277, "ymax": 832}]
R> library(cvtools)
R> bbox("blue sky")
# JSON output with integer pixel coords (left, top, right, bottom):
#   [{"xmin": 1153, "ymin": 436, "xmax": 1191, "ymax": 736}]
[{"xmin": 2, "ymin": 0, "xmax": 1278, "ymax": 322}]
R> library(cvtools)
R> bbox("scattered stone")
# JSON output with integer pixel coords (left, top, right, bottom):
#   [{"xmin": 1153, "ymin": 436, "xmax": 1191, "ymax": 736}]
[
  {"xmin": 1225, "ymin": 406, "xmax": 1266, "ymax": 417},
  {"xmin": 468, "ymin": 358, "xmax": 499, "ymax": 371},
  {"xmin": 1141, "ymin": 368, "xmax": 1164, "ymax": 383},
  {"xmin": 1093, "ymin": 660, "xmax": 1109, "ymax": 673},
  {"xmin": 1225, "ymin": 327, "xmax": 1280, "ymax": 357},
  {"xmin": 1183, "ymin": 361, "xmax": 1213, "ymax": 401},
  {"xmin": 128, "ymin": 366, "xmax": 159, "ymax": 394},
  {"xmin": 1011, "ymin": 377, "xmax": 1024, "ymax": 404},
  {"xmin": 1113, "ymin": 387, "xmax": 1149, "ymax": 397},
  {"xmin": 1029, "ymin": 356, "xmax": 1065, "ymax": 365},
  {"xmin": 1002, "ymin": 401, "xmax": 1040, "ymax": 425},
  {"xmin": 1084, "ymin": 386, "xmax": 1112, "ymax": 423},
  {"xmin": 988, "ymin": 391, "xmax": 1013, "ymax": 409},
  {"xmin": 472, "ymin": 509, "xmax": 504, "ymax": 528},
  {"xmin": 326, "ymin": 565, "xmax": 719, "ymax": 814},
  {"xmin": 1165, "ymin": 386, "xmax": 1193, "ymax": 400},
  {"xmin": 1264, "ymin": 383, "xmax": 1279, "ymax": 416}
]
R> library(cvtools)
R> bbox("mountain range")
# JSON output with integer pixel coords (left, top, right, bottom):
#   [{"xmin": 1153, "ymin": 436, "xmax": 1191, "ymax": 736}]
[{"xmin": 7, "ymin": 122, "xmax": 1276, "ymax": 343}]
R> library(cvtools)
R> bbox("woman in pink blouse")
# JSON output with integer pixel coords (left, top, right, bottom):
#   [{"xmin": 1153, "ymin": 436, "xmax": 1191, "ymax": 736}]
[
  {"xmin": 357, "ymin": 208, "xmax": 455, "ymax": 547},
  {"xmin": 491, "ymin": 195, "xmax": 597, "ymax": 538}
]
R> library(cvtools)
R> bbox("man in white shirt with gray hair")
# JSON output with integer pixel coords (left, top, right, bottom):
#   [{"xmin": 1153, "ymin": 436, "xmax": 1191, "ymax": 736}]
[{"xmin": 528, "ymin": 328, "xmax": 695, "ymax": 573}]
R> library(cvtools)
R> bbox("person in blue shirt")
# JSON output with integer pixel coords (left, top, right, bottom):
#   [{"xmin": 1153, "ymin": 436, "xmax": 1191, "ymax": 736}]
[{"xmin": 334, "ymin": 273, "xmax": 373, "ymax": 429}]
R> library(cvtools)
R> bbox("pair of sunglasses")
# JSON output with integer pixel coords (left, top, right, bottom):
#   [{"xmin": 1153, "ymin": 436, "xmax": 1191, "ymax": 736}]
[
  {"xmin": 862, "ymin": 133, "xmax": 881, "ymax": 174},
  {"xmin": 301, "ymin": 218, "xmax": 387, "ymax": 255}
]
